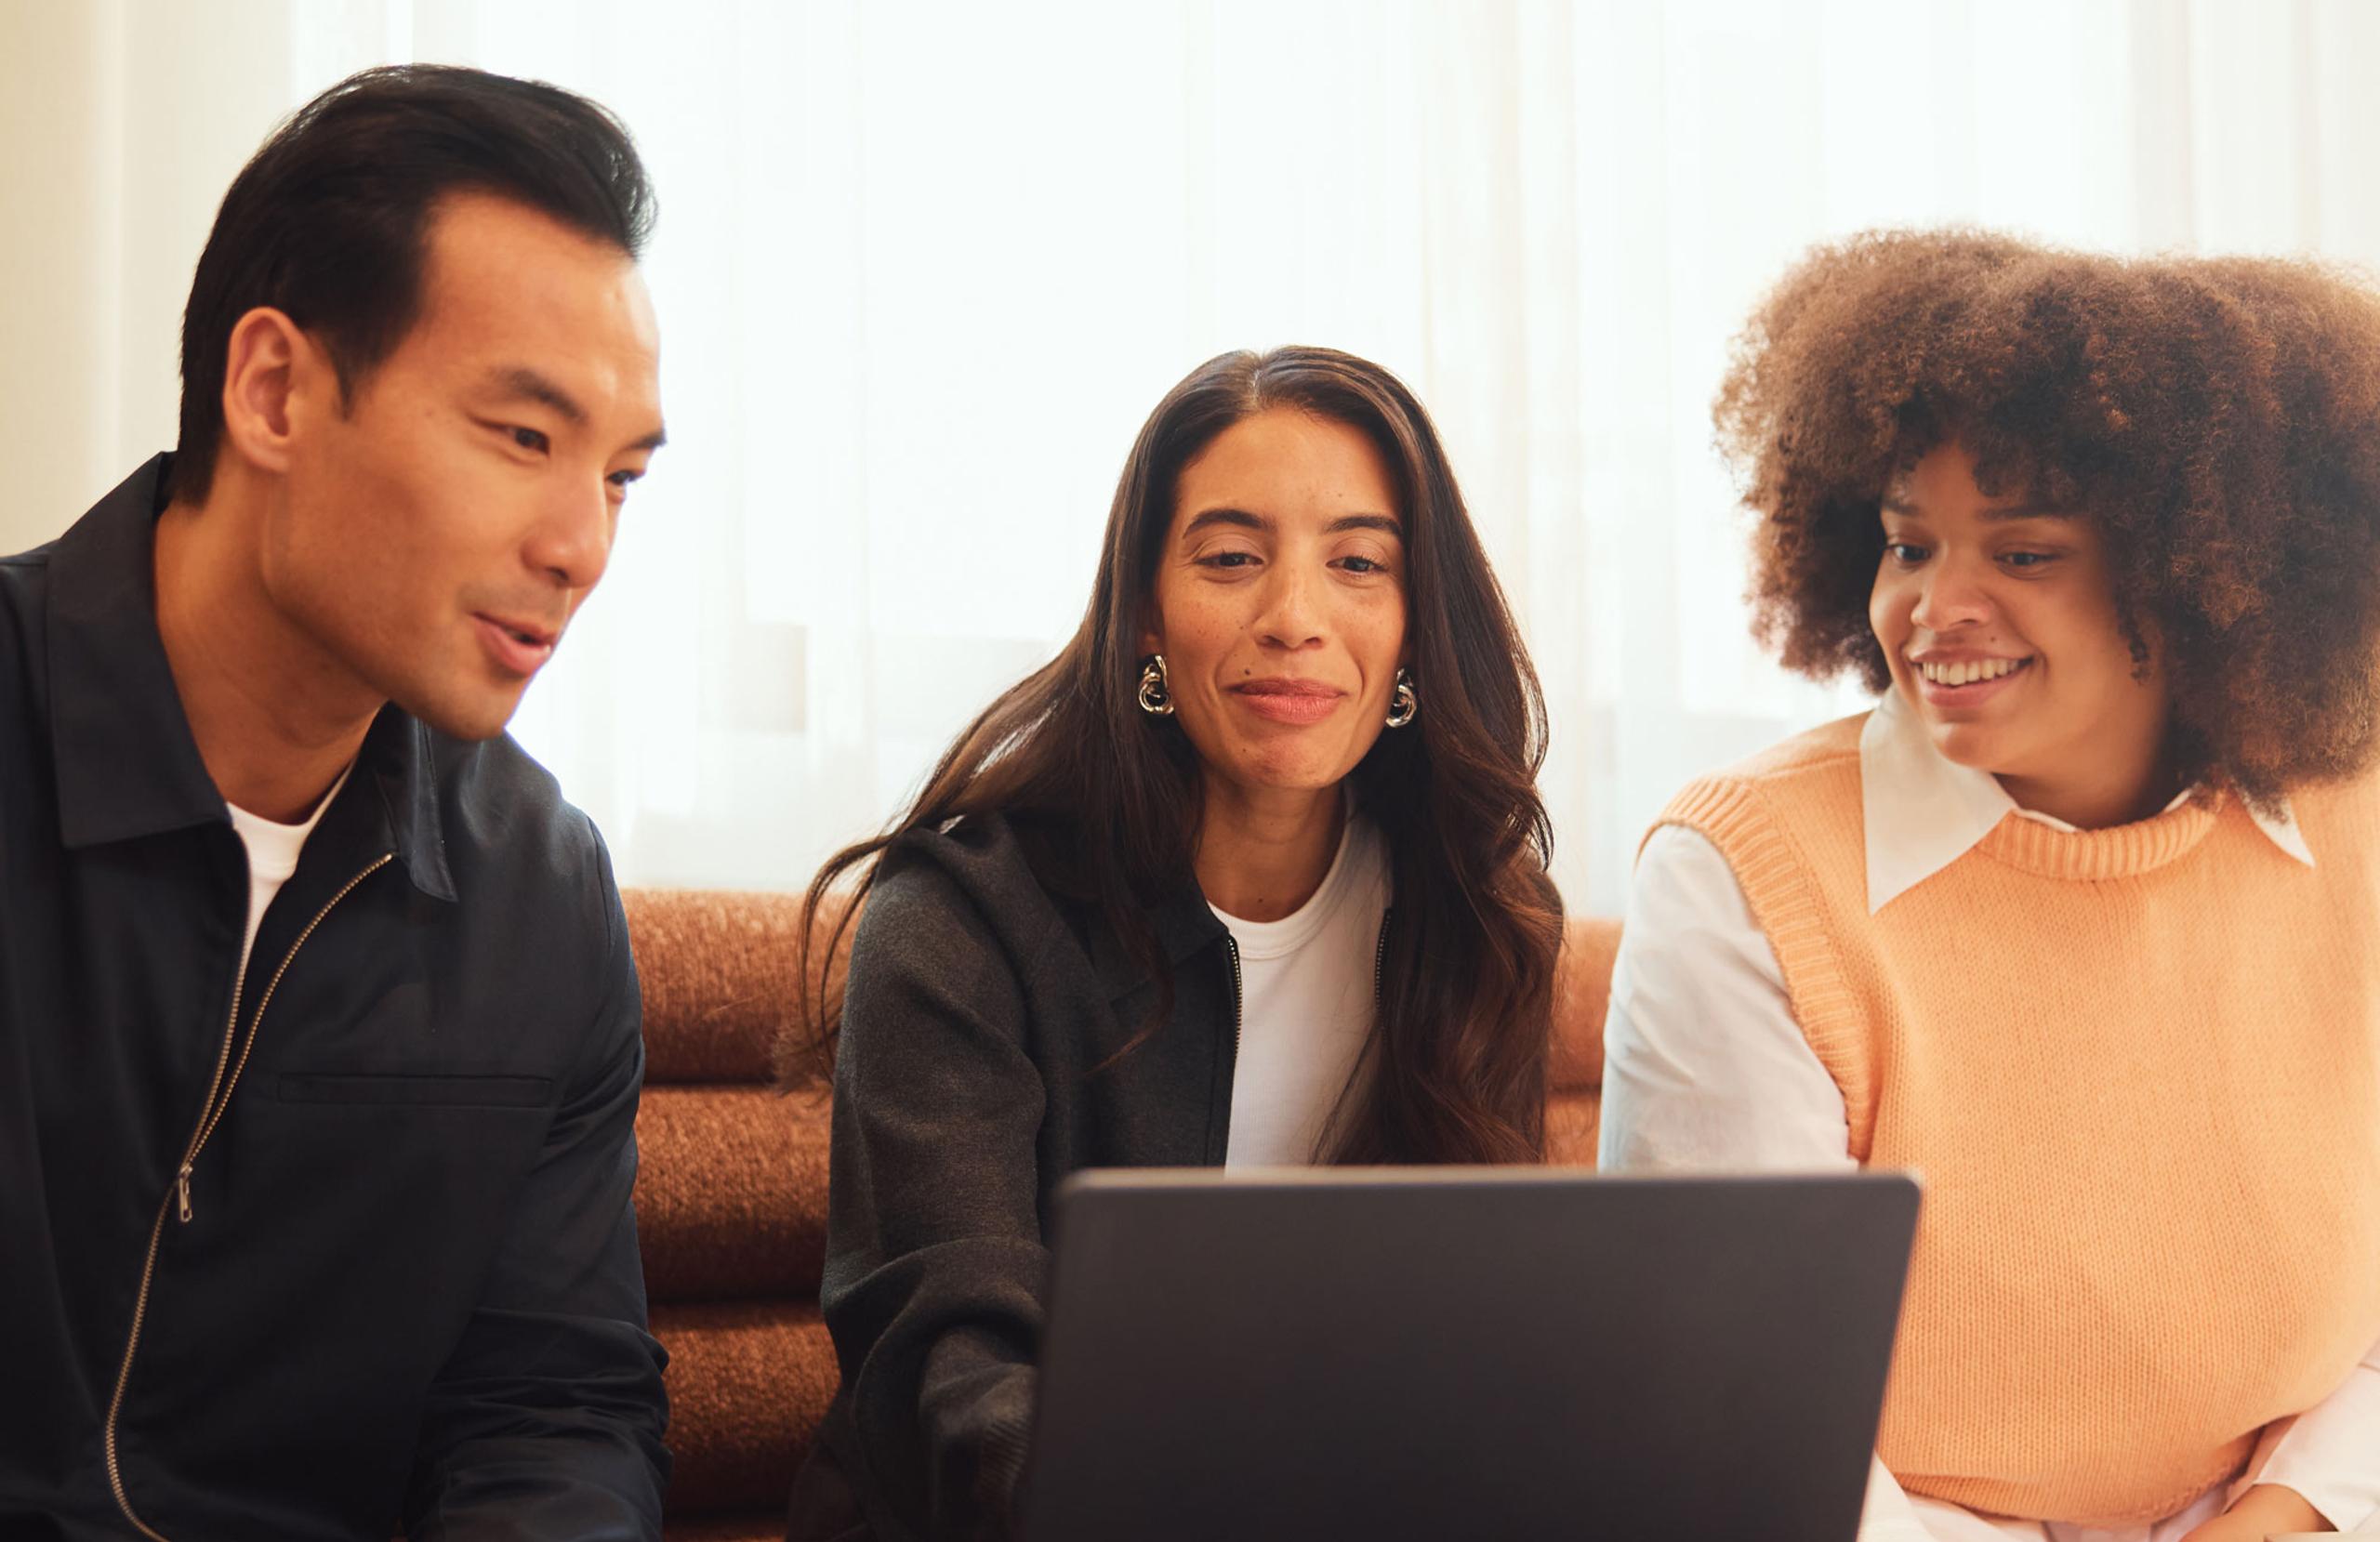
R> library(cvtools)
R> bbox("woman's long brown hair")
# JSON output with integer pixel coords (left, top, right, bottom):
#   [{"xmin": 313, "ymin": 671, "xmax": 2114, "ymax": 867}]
[{"xmin": 787, "ymin": 346, "xmax": 1561, "ymax": 1164}]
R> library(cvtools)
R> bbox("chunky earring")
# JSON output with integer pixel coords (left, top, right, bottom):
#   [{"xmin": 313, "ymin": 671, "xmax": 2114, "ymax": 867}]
[
  {"xmin": 1137, "ymin": 654, "xmax": 1175, "ymax": 716},
  {"xmin": 1385, "ymin": 667, "xmax": 1418, "ymax": 729}
]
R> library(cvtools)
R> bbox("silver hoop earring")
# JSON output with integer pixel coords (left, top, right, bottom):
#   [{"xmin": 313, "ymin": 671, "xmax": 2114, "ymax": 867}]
[
  {"xmin": 1385, "ymin": 667, "xmax": 1418, "ymax": 729},
  {"xmin": 1138, "ymin": 654, "xmax": 1175, "ymax": 716}
]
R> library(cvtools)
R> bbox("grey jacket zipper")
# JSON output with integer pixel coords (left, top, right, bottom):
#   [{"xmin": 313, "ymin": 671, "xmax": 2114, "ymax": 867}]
[
  {"xmin": 1223, "ymin": 932, "xmax": 1245, "ymax": 1062},
  {"xmin": 104, "ymin": 851, "xmax": 394, "ymax": 1541}
]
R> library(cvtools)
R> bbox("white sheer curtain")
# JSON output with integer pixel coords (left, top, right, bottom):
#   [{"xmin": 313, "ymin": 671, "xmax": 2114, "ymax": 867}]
[{"xmin": 8, "ymin": 0, "xmax": 2378, "ymax": 914}]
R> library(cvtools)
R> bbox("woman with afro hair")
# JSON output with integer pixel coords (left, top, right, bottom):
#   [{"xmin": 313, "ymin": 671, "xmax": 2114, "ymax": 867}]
[{"xmin": 1600, "ymin": 230, "xmax": 2380, "ymax": 1542}]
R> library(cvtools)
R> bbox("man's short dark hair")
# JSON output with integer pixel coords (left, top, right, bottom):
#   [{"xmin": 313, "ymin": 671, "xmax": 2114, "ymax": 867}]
[{"xmin": 171, "ymin": 64, "xmax": 655, "ymax": 504}]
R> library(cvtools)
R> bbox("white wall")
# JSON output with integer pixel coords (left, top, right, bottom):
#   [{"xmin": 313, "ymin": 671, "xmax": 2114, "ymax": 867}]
[{"xmin": 0, "ymin": 0, "xmax": 296, "ymax": 552}]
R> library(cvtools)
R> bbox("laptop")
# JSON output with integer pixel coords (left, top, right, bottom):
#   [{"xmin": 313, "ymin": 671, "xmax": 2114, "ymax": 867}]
[{"xmin": 1021, "ymin": 1168, "xmax": 1918, "ymax": 1542}]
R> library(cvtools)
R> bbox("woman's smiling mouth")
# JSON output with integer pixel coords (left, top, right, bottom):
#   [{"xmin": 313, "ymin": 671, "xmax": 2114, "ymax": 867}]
[
  {"xmin": 1910, "ymin": 652, "xmax": 2033, "ymax": 705},
  {"xmin": 1230, "ymin": 677, "xmax": 1345, "ymax": 726}
]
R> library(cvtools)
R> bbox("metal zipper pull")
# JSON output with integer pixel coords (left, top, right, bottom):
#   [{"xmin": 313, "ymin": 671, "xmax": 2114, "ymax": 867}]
[{"xmin": 176, "ymin": 1165, "xmax": 193, "ymax": 1223}]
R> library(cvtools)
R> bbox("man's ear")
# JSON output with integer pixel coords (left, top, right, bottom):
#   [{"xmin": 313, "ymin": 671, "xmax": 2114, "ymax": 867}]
[{"xmin": 218, "ymin": 307, "xmax": 327, "ymax": 477}]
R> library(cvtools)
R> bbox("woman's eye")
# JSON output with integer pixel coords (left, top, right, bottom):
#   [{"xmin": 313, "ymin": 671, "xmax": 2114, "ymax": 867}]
[
  {"xmin": 2001, "ymin": 550, "xmax": 2055, "ymax": 569},
  {"xmin": 1338, "ymin": 555, "xmax": 1388, "ymax": 574},
  {"xmin": 510, "ymin": 427, "xmax": 550, "ymax": 454},
  {"xmin": 608, "ymin": 468, "xmax": 643, "ymax": 490},
  {"xmin": 1199, "ymin": 550, "xmax": 1258, "ymax": 569},
  {"xmin": 1884, "ymin": 542, "xmax": 1929, "ymax": 565}
]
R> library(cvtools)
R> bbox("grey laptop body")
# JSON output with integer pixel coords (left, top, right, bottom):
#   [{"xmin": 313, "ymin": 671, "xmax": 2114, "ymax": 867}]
[{"xmin": 1022, "ymin": 1168, "xmax": 1919, "ymax": 1542}]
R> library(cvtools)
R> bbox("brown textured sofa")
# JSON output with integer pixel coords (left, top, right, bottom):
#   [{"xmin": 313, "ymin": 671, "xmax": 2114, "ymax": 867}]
[{"xmin": 622, "ymin": 889, "xmax": 1620, "ymax": 1542}]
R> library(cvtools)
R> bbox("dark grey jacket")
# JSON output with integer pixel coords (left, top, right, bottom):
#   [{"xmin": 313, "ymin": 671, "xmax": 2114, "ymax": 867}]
[
  {"xmin": 786, "ymin": 811, "xmax": 1243, "ymax": 1542},
  {"xmin": 0, "ymin": 456, "xmax": 668, "ymax": 1539}
]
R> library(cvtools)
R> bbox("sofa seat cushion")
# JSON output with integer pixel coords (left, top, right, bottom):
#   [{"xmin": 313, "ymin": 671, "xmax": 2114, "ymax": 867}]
[
  {"xmin": 637, "ymin": 1085, "xmax": 830, "ymax": 1302},
  {"xmin": 653, "ymin": 1298, "xmax": 838, "ymax": 1517},
  {"xmin": 623, "ymin": 889, "xmax": 815, "ymax": 1085},
  {"xmin": 1546, "ymin": 1087, "xmax": 1601, "ymax": 1166}
]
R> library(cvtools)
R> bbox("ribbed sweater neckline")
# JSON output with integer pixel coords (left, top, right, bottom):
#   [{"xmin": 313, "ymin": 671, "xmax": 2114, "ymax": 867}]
[{"xmin": 1976, "ymin": 795, "xmax": 2220, "ymax": 880}]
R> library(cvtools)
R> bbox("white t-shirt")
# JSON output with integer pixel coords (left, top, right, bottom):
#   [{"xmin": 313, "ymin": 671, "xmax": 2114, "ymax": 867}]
[
  {"xmin": 225, "ymin": 766, "xmax": 350, "ymax": 970},
  {"xmin": 1210, "ymin": 813, "xmax": 1392, "ymax": 1167}
]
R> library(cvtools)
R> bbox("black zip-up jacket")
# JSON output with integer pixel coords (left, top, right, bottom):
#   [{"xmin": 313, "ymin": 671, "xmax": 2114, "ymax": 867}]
[
  {"xmin": 0, "ymin": 457, "xmax": 669, "ymax": 1539},
  {"xmin": 787, "ymin": 810, "xmax": 1269, "ymax": 1542}
]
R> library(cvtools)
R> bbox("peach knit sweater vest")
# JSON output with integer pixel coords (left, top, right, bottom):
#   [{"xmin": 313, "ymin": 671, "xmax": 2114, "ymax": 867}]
[{"xmin": 1657, "ymin": 716, "xmax": 2380, "ymax": 1525}]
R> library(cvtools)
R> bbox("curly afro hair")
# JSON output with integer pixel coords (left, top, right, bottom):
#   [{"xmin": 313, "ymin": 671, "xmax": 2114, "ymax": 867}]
[{"xmin": 1714, "ymin": 227, "xmax": 2380, "ymax": 805}]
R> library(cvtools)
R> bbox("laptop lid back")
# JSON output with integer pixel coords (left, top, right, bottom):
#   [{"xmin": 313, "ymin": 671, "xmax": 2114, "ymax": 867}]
[{"xmin": 1023, "ymin": 1168, "xmax": 1917, "ymax": 1542}]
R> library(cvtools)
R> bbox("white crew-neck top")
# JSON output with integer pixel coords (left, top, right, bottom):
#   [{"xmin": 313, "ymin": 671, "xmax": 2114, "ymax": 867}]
[{"xmin": 1210, "ymin": 811, "xmax": 1392, "ymax": 1166}]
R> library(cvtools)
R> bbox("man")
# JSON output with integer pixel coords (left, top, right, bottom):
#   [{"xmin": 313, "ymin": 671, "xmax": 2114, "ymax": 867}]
[{"xmin": 0, "ymin": 65, "xmax": 671, "ymax": 1538}]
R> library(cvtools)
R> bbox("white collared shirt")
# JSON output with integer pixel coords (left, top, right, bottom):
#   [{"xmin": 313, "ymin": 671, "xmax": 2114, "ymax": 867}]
[
  {"xmin": 1597, "ymin": 693, "xmax": 2379, "ymax": 1541},
  {"xmin": 1858, "ymin": 689, "xmax": 2311, "ymax": 914}
]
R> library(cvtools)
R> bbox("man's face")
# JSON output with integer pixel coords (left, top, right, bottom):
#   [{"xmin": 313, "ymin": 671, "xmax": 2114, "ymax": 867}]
[{"xmin": 266, "ymin": 191, "xmax": 664, "ymax": 741}]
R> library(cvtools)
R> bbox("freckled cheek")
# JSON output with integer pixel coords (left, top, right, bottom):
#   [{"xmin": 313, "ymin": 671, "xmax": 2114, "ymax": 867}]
[{"xmin": 1161, "ymin": 597, "xmax": 1250, "ymax": 696}]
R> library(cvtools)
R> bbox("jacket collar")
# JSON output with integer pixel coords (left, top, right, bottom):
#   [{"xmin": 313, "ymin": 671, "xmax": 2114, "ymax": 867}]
[
  {"xmin": 1860, "ymin": 687, "xmax": 2312, "ymax": 913},
  {"xmin": 47, "ymin": 455, "xmax": 229, "ymax": 850},
  {"xmin": 356, "ymin": 705, "xmax": 459, "ymax": 902},
  {"xmin": 1089, "ymin": 877, "xmax": 1229, "ymax": 1002},
  {"xmin": 45, "ymin": 454, "xmax": 456, "ymax": 901}
]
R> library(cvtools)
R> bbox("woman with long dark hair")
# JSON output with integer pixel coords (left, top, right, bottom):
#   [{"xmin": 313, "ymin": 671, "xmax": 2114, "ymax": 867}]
[{"xmin": 784, "ymin": 346, "xmax": 1563, "ymax": 1541}]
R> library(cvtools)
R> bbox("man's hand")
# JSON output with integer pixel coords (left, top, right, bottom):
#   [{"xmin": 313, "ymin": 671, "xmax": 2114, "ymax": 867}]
[{"xmin": 2175, "ymin": 1483, "xmax": 2330, "ymax": 1541}]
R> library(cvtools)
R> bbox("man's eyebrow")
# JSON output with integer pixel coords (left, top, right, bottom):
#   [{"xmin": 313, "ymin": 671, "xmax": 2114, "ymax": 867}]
[
  {"xmin": 631, "ymin": 425, "xmax": 668, "ymax": 453},
  {"xmin": 483, "ymin": 366, "xmax": 587, "ymax": 424}
]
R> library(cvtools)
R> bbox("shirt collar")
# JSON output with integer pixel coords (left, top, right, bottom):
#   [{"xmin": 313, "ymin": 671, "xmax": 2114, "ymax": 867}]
[
  {"xmin": 45, "ymin": 454, "xmax": 456, "ymax": 902},
  {"xmin": 1860, "ymin": 687, "xmax": 2313, "ymax": 914}
]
